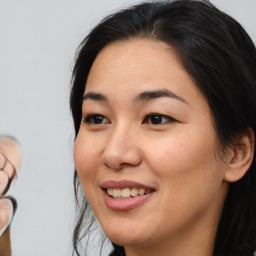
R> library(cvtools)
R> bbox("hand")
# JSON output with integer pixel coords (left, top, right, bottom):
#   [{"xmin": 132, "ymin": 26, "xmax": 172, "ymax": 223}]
[
  {"xmin": 0, "ymin": 137, "xmax": 21, "ymax": 196},
  {"xmin": 0, "ymin": 198, "xmax": 14, "ymax": 237}
]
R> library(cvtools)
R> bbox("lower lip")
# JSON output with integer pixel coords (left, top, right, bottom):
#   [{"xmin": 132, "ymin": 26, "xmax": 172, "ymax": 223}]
[{"xmin": 103, "ymin": 190, "xmax": 154, "ymax": 211}]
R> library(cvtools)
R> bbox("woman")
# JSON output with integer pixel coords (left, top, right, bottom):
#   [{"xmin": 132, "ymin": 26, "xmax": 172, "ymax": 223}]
[{"xmin": 70, "ymin": 1, "xmax": 256, "ymax": 255}]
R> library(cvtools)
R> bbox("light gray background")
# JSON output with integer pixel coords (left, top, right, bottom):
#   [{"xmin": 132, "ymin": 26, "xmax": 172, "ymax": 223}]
[{"xmin": 0, "ymin": 0, "xmax": 255, "ymax": 255}]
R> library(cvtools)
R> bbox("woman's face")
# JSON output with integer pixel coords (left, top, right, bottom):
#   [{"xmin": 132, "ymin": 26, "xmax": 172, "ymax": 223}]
[{"xmin": 74, "ymin": 39, "xmax": 229, "ymax": 252}]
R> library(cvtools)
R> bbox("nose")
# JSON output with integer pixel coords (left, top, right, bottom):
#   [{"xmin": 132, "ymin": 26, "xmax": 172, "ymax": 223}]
[{"xmin": 101, "ymin": 125, "xmax": 142, "ymax": 170}]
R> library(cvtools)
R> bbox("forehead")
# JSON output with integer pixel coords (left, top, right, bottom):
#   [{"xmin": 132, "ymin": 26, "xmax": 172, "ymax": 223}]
[
  {"xmin": 85, "ymin": 39, "xmax": 201, "ymax": 101},
  {"xmin": 87, "ymin": 39, "xmax": 181, "ymax": 87}
]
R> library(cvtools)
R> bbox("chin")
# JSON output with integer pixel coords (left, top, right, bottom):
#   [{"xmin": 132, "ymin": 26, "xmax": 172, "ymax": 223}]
[
  {"xmin": 109, "ymin": 235, "xmax": 145, "ymax": 247},
  {"xmin": 102, "ymin": 224, "xmax": 151, "ymax": 247}
]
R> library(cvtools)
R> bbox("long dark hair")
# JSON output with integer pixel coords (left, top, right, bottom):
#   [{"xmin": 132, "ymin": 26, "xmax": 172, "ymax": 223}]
[{"xmin": 70, "ymin": 1, "xmax": 256, "ymax": 255}]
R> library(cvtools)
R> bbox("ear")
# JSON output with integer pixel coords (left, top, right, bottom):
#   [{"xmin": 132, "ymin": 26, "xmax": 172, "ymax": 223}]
[{"xmin": 224, "ymin": 127, "xmax": 255, "ymax": 183}]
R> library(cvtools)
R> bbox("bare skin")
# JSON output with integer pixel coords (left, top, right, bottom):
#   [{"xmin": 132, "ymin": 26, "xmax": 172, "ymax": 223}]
[
  {"xmin": 0, "ymin": 137, "xmax": 21, "ymax": 175},
  {"xmin": 0, "ymin": 136, "xmax": 21, "ymax": 236},
  {"xmin": 0, "ymin": 199, "xmax": 13, "ymax": 236},
  {"xmin": 74, "ymin": 39, "xmax": 254, "ymax": 256}
]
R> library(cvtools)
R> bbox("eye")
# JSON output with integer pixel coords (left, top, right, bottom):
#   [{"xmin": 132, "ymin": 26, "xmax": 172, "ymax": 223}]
[
  {"xmin": 143, "ymin": 113, "xmax": 175, "ymax": 125},
  {"xmin": 83, "ymin": 114, "xmax": 110, "ymax": 125}
]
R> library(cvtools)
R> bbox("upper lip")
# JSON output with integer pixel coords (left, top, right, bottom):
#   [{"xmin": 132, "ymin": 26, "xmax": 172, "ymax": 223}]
[{"xmin": 100, "ymin": 180, "xmax": 156, "ymax": 190}]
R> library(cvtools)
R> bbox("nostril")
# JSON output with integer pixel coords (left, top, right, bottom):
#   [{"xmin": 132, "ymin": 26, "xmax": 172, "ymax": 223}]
[{"xmin": 101, "ymin": 149, "xmax": 142, "ymax": 170}]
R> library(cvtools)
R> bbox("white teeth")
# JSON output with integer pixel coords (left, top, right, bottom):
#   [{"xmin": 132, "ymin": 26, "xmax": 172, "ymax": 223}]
[
  {"xmin": 112, "ymin": 189, "xmax": 121, "ymax": 198},
  {"xmin": 131, "ymin": 188, "xmax": 139, "ymax": 197},
  {"xmin": 138, "ymin": 188, "xmax": 145, "ymax": 195},
  {"xmin": 107, "ymin": 188, "xmax": 113, "ymax": 196},
  {"xmin": 121, "ymin": 188, "xmax": 131, "ymax": 198},
  {"xmin": 107, "ymin": 188, "xmax": 153, "ymax": 198}
]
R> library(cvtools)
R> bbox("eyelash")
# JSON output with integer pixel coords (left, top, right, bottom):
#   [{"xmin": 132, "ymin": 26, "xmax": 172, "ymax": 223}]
[
  {"xmin": 83, "ymin": 113, "xmax": 109, "ymax": 124},
  {"xmin": 82, "ymin": 113, "xmax": 176, "ymax": 125},
  {"xmin": 143, "ymin": 113, "xmax": 176, "ymax": 125}
]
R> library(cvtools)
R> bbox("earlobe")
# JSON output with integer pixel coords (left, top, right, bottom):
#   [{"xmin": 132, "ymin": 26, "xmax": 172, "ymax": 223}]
[{"xmin": 224, "ymin": 127, "xmax": 255, "ymax": 183}]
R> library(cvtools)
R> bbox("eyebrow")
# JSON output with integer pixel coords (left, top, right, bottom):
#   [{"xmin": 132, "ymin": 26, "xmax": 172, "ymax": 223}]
[
  {"xmin": 82, "ymin": 89, "xmax": 188, "ymax": 104},
  {"xmin": 134, "ymin": 89, "xmax": 188, "ymax": 104},
  {"xmin": 82, "ymin": 92, "xmax": 108, "ymax": 102}
]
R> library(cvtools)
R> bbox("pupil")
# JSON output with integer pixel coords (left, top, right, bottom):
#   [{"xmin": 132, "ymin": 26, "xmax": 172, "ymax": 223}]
[
  {"xmin": 94, "ymin": 116, "xmax": 103, "ymax": 124},
  {"xmin": 151, "ymin": 115, "xmax": 162, "ymax": 124}
]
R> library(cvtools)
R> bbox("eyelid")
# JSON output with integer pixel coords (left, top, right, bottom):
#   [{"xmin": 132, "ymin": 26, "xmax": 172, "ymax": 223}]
[
  {"xmin": 143, "ymin": 113, "xmax": 176, "ymax": 124},
  {"xmin": 82, "ymin": 112, "xmax": 177, "ymax": 126},
  {"xmin": 82, "ymin": 113, "xmax": 110, "ymax": 124}
]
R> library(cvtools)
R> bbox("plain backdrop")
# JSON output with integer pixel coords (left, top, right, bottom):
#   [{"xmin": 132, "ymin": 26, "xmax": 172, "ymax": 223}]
[{"xmin": 0, "ymin": 0, "xmax": 255, "ymax": 255}]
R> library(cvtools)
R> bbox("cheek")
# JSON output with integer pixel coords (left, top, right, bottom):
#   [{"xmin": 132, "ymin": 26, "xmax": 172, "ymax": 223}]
[
  {"xmin": 73, "ymin": 136, "xmax": 100, "ymax": 212},
  {"xmin": 73, "ymin": 132, "xmax": 100, "ymax": 186},
  {"xmin": 143, "ymin": 128, "xmax": 225, "ymax": 230},
  {"xmin": 145, "ymin": 125, "xmax": 222, "ymax": 190}
]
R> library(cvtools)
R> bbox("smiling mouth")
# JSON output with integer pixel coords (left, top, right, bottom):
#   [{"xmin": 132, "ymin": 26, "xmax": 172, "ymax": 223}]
[
  {"xmin": 104, "ymin": 188, "xmax": 155, "ymax": 199},
  {"xmin": 101, "ymin": 180, "xmax": 156, "ymax": 210}
]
